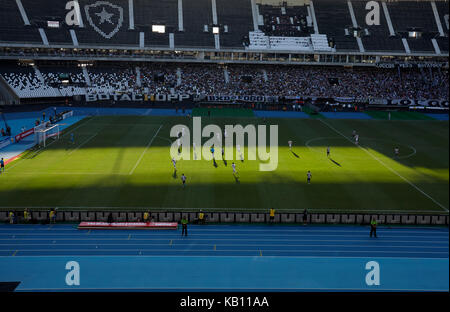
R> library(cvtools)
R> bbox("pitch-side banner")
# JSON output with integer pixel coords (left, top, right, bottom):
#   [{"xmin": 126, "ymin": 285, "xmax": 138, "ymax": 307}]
[
  {"xmin": 85, "ymin": 93, "xmax": 193, "ymax": 102},
  {"xmin": 369, "ymin": 99, "xmax": 448, "ymax": 108},
  {"xmin": 15, "ymin": 128, "xmax": 34, "ymax": 143},
  {"xmin": 206, "ymin": 95, "xmax": 279, "ymax": 103},
  {"xmin": 62, "ymin": 111, "xmax": 73, "ymax": 120}
]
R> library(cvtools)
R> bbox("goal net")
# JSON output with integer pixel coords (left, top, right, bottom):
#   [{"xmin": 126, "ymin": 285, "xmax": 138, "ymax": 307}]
[{"xmin": 35, "ymin": 124, "xmax": 60, "ymax": 147}]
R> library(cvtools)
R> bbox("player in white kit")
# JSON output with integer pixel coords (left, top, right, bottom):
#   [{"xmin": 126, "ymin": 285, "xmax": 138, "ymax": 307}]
[
  {"xmin": 232, "ymin": 162, "xmax": 237, "ymax": 175},
  {"xmin": 288, "ymin": 141, "xmax": 292, "ymax": 150},
  {"xmin": 172, "ymin": 158, "xmax": 177, "ymax": 170},
  {"xmin": 181, "ymin": 174, "xmax": 186, "ymax": 188},
  {"xmin": 307, "ymin": 171, "xmax": 312, "ymax": 184},
  {"xmin": 394, "ymin": 147, "xmax": 399, "ymax": 158},
  {"xmin": 355, "ymin": 134, "xmax": 359, "ymax": 145},
  {"xmin": 193, "ymin": 142, "xmax": 197, "ymax": 160}
]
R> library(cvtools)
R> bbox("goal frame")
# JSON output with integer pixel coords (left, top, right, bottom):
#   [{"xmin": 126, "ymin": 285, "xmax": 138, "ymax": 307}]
[{"xmin": 35, "ymin": 124, "xmax": 60, "ymax": 147}]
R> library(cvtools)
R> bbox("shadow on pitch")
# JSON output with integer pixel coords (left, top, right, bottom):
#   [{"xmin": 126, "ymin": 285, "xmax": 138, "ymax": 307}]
[
  {"xmin": 173, "ymin": 170, "xmax": 177, "ymax": 179},
  {"xmin": 213, "ymin": 159, "xmax": 218, "ymax": 168},
  {"xmin": 329, "ymin": 158, "xmax": 342, "ymax": 167},
  {"xmin": 234, "ymin": 174, "xmax": 240, "ymax": 184},
  {"xmin": 291, "ymin": 151, "xmax": 300, "ymax": 158},
  {"xmin": 223, "ymin": 159, "xmax": 227, "ymax": 166}
]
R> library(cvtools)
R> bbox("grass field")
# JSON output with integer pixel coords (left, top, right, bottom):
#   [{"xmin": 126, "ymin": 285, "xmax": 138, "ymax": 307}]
[{"xmin": 0, "ymin": 115, "xmax": 448, "ymax": 214}]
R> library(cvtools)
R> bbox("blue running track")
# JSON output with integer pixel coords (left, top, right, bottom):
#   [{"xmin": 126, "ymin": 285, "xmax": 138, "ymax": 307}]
[{"xmin": 0, "ymin": 224, "xmax": 447, "ymax": 291}]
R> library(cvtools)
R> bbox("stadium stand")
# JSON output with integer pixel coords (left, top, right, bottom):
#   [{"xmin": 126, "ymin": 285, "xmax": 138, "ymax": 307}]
[
  {"xmin": 258, "ymin": 3, "xmax": 312, "ymax": 37},
  {"xmin": 1, "ymin": 62, "xmax": 448, "ymax": 100},
  {"xmin": 314, "ymin": 0, "xmax": 359, "ymax": 51},
  {"xmin": 386, "ymin": 1, "xmax": 441, "ymax": 53},
  {"xmin": 217, "ymin": 0, "xmax": 254, "ymax": 48},
  {"xmin": 175, "ymin": 0, "xmax": 215, "ymax": 48},
  {"xmin": 351, "ymin": 0, "xmax": 405, "ymax": 53}
]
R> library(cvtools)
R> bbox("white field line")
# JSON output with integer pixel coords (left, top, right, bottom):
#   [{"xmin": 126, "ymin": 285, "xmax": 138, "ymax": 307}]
[
  {"xmin": 1, "ymin": 238, "xmax": 447, "ymax": 244},
  {"xmin": 0, "ymin": 206, "xmax": 446, "ymax": 214},
  {"xmin": 2, "ymin": 233, "xmax": 446, "ymax": 239},
  {"xmin": 7, "ymin": 116, "xmax": 96, "ymax": 171},
  {"xmin": 1, "ymin": 243, "xmax": 447, "ymax": 249},
  {"xmin": 8, "ymin": 172, "xmax": 128, "ymax": 176},
  {"xmin": 318, "ymin": 119, "xmax": 449, "ymax": 212},
  {"xmin": 129, "ymin": 125, "xmax": 163, "ymax": 175},
  {"xmin": 2, "ymin": 248, "xmax": 447, "ymax": 254},
  {"xmin": 68, "ymin": 133, "xmax": 98, "ymax": 155}
]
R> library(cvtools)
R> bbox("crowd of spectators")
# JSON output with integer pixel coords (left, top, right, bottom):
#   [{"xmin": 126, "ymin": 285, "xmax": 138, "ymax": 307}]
[{"xmin": 1, "ymin": 63, "xmax": 448, "ymax": 100}]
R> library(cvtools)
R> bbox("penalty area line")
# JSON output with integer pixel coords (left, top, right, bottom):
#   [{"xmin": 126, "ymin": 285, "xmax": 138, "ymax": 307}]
[
  {"xmin": 68, "ymin": 132, "xmax": 98, "ymax": 155},
  {"xmin": 318, "ymin": 119, "xmax": 449, "ymax": 212},
  {"xmin": 129, "ymin": 125, "xmax": 163, "ymax": 175}
]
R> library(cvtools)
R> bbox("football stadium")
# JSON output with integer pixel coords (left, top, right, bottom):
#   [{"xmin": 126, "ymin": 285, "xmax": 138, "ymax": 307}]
[{"xmin": 0, "ymin": 0, "xmax": 448, "ymax": 297}]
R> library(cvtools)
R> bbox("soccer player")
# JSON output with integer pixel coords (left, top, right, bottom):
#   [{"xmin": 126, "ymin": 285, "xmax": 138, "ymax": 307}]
[
  {"xmin": 352, "ymin": 130, "xmax": 356, "ymax": 138},
  {"xmin": 288, "ymin": 140, "xmax": 293, "ymax": 151},
  {"xmin": 181, "ymin": 174, "xmax": 187, "ymax": 188},
  {"xmin": 193, "ymin": 142, "xmax": 197, "ymax": 160},
  {"xmin": 177, "ymin": 138, "xmax": 182, "ymax": 155},
  {"xmin": 70, "ymin": 133, "xmax": 75, "ymax": 144},
  {"xmin": 172, "ymin": 158, "xmax": 177, "ymax": 170},
  {"xmin": 232, "ymin": 162, "xmax": 237, "ymax": 175},
  {"xmin": 0, "ymin": 158, "xmax": 4, "ymax": 173},
  {"xmin": 307, "ymin": 171, "xmax": 312, "ymax": 184},
  {"xmin": 210, "ymin": 146, "xmax": 215, "ymax": 158},
  {"xmin": 394, "ymin": 147, "xmax": 399, "ymax": 158},
  {"xmin": 237, "ymin": 144, "xmax": 243, "ymax": 161},
  {"xmin": 355, "ymin": 134, "xmax": 359, "ymax": 145},
  {"xmin": 327, "ymin": 146, "xmax": 330, "ymax": 157}
]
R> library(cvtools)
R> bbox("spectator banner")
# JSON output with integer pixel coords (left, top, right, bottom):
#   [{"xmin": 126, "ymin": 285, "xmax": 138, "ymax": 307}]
[
  {"xmin": 0, "ymin": 137, "xmax": 11, "ymax": 149},
  {"xmin": 85, "ymin": 93, "xmax": 192, "ymax": 102},
  {"xmin": 15, "ymin": 128, "xmax": 34, "ymax": 143},
  {"xmin": 369, "ymin": 98, "xmax": 388, "ymax": 105},
  {"xmin": 62, "ymin": 111, "xmax": 73, "ymax": 120},
  {"xmin": 369, "ymin": 99, "xmax": 448, "ymax": 108},
  {"xmin": 334, "ymin": 97, "xmax": 355, "ymax": 103},
  {"xmin": 206, "ymin": 95, "xmax": 279, "ymax": 103},
  {"xmin": 376, "ymin": 62, "xmax": 447, "ymax": 69},
  {"xmin": 78, "ymin": 222, "xmax": 178, "ymax": 230}
]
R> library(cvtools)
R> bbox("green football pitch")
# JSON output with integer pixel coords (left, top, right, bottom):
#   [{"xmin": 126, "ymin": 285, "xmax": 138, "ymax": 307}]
[{"xmin": 0, "ymin": 115, "xmax": 448, "ymax": 214}]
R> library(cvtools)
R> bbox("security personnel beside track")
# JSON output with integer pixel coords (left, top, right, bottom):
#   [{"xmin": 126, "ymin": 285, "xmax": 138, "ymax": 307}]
[
  {"xmin": 370, "ymin": 218, "xmax": 378, "ymax": 238},
  {"xmin": 181, "ymin": 217, "xmax": 188, "ymax": 236}
]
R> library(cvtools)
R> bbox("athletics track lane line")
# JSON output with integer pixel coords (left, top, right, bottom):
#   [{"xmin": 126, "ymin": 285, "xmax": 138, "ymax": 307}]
[{"xmin": 129, "ymin": 124, "xmax": 163, "ymax": 175}]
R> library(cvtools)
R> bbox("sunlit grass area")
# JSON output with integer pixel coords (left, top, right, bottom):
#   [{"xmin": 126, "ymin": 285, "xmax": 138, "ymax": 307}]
[{"xmin": 0, "ymin": 115, "xmax": 448, "ymax": 213}]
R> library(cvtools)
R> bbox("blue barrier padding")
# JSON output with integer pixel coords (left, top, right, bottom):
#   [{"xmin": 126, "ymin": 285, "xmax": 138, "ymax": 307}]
[
  {"xmin": 254, "ymin": 111, "xmax": 310, "ymax": 119},
  {"xmin": 425, "ymin": 113, "xmax": 449, "ymax": 121},
  {"xmin": 321, "ymin": 112, "xmax": 373, "ymax": 120}
]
